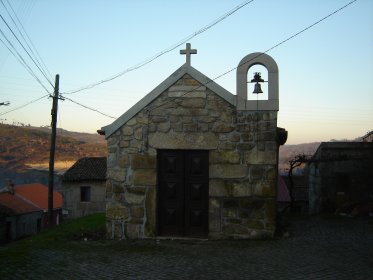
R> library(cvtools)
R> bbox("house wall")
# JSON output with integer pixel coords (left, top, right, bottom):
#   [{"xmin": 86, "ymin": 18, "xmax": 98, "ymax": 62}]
[
  {"xmin": 106, "ymin": 74, "xmax": 278, "ymax": 239},
  {"xmin": 63, "ymin": 180, "xmax": 106, "ymax": 218},
  {"xmin": 5, "ymin": 211, "xmax": 42, "ymax": 241},
  {"xmin": 308, "ymin": 143, "xmax": 373, "ymax": 214},
  {"xmin": 308, "ymin": 164, "xmax": 322, "ymax": 215}
]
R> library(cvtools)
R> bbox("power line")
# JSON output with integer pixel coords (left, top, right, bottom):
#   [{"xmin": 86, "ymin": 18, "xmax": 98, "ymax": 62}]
[
  {"xmin": 147, "ymin": 0, "xmax": 358, "ymax": 113},
  {"xmin": 0, "ymin": 0, "xmax": 358, "ymax": 121},
  {"xmin": 0, "ymin": 32, "xmax": 50, "ymax": 93},
  {"xmin": 63, "ymin": 0, "xmax": 255, "ymax": 95},
  {"xmin": 61, "ymin": 0, "xmax": 357, "ymax": 119},
  {"xmin": 0, "ymin": 13, "xmax": 54, "ymax": 88},
  {"xmin": 63, "ymin": 96, "xmax": 116, "ymax": 119},
  {"xmin": 2, "ymin": 0, "xmax": 52, "ymax": 80},
  {"xmin": 61, "ymin": 0, "xmax": 358, "ymax": 121},
  {"xmin": 0, "ymin": 94, "xmax": 49, "ymax": 116}
]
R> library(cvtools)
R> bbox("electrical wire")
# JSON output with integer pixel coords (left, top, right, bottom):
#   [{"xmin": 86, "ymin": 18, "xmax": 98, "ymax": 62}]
[
  {"xmin": 0, "ymin": 94, "xmax": 49, "ymax": 116},
  {"xmin": 0, "ymin": 32, "xmax": 50, "ymax": 93},
  {"xmin": 0, "ymin": 13, "xmax": 54, "ymax": 88},
  {"xmin": 2, "ymin": 0, "xmax": 52, "ymax": 80},
  {"xmin": 0, "ymin": 0, "xmax": 358, "ymax": 121},
  {"xmin": 63, "ymin": 96, "xmax": 116, "ymax": 119},
  {"xmin": 146, "ymin": 0, "xmax": 358, "ymax": 113},
  {"xmin": 62, "ymin": 0, "xmax": 255, "ymax": 95}
]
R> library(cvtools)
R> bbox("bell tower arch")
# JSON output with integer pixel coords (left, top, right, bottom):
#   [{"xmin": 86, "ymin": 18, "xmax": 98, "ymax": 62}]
[{"xmin": 236, "ymin": 52, "xmax": 279, "ymax": 111}]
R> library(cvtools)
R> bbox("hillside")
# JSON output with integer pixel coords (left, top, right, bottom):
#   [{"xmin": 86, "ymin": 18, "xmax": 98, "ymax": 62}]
[
  {"xmin": 279, "ymin": 142, "xmax": 321, "ymax": 173},
  {"xmin": 1, "ymin": 124, "xmax": 357, "ymax": 172},
  {"xmin": 1, "ymin": 123, "xmax": 368, "ymax": 186},
  {"xmin": 277, "ymin": 132, "xmax": 371, "ymax": 173},
  {"xmin": 0, "ymin": 124, "xmax": 106, "ymax": 171}
]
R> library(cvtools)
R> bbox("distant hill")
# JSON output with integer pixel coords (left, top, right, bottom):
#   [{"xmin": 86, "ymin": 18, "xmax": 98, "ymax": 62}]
[
  {"xmin": 278, "ymin": 131, "xmax": 372, "ymax": 173},
  {"xmin": 279, "ymin": 142, "xmax": 321, "ymax": 173},
  {"xmin": 0, "ymin": 124, "xmax": 106, "ymax": 171},
  {"xmin": 0, "ymin": 124, "xmax": 107, "ymax": 189},
  {"xmin": 1, "ymin": 123, "xmax": 369, "ymax": 187},
  {"xmin": 27, "ymin": 126, "xmax": 107, "ymax": 145}
]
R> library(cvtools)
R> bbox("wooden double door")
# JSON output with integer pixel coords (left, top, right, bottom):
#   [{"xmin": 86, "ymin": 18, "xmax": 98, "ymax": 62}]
[{"xmin": 157, "ymin": 150, "xmax": 209, "ymax": 238}]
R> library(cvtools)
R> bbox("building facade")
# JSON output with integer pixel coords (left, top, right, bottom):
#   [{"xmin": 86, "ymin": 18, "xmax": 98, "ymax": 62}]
[
  {"xmin": 14, "ymin": 183, "xmax": 63, "ymax": 228},
  {"xmin": 62, "ymin": 157, "xmax": 106, "ymax": 218},
  {"xmin": 100, "ymin": 47, "xmax": 285, "ymax": 239},
  {"xmin": 307, "ymin": 142, "xmax": 373, "ymax": 214},
  {"xmin": 0, "ymin": 191, "xmax": 43, "ymax": 243}
]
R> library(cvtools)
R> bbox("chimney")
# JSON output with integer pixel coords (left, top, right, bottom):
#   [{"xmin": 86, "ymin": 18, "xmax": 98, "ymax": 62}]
[{"xmin": 5, "ymin": 179, "xmax": 14, "ymax": 195}]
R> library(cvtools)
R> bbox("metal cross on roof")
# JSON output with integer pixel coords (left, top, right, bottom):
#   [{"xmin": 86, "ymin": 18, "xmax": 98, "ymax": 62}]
[{"xmin": 180, "ymin": 43, "xmax": 197, "ymax": 66}]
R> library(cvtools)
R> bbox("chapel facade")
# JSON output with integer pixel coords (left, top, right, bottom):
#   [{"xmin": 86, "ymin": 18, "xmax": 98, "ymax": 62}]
[{"xmin": 100, "ymin": 44, "xmax": 286, "ymax": 239}]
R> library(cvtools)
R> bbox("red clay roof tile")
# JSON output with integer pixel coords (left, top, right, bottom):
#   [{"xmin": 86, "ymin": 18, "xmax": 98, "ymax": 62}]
[
  {"xmin": 15, "ymin": 183, "xmax": 62, "ymax": 210},
  {"xmin": 0, "ymin": 192, "xmax": 42, "ymax": 215}
]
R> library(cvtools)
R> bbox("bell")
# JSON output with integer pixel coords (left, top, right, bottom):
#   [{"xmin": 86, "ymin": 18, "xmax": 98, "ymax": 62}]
[{"xmin": 253, "ymin": 83, "xmax": 263, "ymax": 94}]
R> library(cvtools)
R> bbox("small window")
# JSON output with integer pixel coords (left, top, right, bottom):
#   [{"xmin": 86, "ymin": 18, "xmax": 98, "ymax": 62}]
[
  {"xmin": 80, "ymin": 186, "xmax": 91, "ymax": 202},
  {"xmin": 336, "ymin": 174, "xmax": 350, "ymax": 193}
]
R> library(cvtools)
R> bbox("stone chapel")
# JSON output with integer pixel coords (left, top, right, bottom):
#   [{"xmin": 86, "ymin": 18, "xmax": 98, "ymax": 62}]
[{"xmin": 100, "ymin": 43, "xmax": 287, "ymax": 239}]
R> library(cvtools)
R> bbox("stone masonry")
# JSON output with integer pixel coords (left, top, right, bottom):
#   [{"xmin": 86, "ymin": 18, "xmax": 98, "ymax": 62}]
[{"xmin": 105, "ymin": 71, "xmax": 279, "ymax": 239}]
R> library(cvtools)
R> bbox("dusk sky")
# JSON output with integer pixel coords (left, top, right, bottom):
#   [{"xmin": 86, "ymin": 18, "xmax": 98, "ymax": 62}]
[{"xmin": 0, "ymin": 0, "xmax": 372, "ymax": 144}]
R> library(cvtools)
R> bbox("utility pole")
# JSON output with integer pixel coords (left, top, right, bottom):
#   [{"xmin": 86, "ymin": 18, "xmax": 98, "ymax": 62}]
[{"xmin": 48, "ymin": 74, "xmax": 59, "ymax": 227}]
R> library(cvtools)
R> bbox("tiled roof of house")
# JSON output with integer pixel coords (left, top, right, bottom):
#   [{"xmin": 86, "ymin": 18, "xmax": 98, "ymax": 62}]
[
  {"xmin": 62, "ymin": 157, "xmax": 106, "ymax": 182},
  {"xmin": 15, "ymin": 183, "xmax": 63, "ymax": 210},
  {"xmin": 0, "ymin": 192, "xmax": 42, "ymax": 215},
  {"xmin": 311, "ymin": 142, "xmax": 373, "ymax": 161}
]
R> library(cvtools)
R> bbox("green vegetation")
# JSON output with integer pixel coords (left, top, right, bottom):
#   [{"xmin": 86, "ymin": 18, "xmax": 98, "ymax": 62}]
[
  {"xmin": 33, "ymin": 213, "xmax": 106, "ymax": 243},
  {"xmin": 0, "ymin": 213, "xmax": 106, "ymax": 268}
]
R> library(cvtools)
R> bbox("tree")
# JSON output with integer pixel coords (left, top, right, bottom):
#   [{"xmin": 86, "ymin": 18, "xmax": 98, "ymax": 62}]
[{"xmin": 287, "ymin": 154, "xmax": 309, "ymax": 210}]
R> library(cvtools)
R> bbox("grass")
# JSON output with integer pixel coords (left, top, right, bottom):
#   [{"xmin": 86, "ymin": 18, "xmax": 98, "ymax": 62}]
[
  {"xmin": 36, "ymin": 212, "xmax": 106, "ymax": 242},
  {"xmin": 0, "ymin": 213, "xmax": 106, "ymax": 268}
]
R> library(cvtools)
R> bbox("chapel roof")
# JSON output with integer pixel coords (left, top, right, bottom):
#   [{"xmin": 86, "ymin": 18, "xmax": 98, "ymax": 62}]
[
  {"xmin": 100, "ymin": 63, "xmax": 235, "ymax": 138},
  {"xmin": 63, "ymin": 157, "xmax": 107, "ymax": 182}
]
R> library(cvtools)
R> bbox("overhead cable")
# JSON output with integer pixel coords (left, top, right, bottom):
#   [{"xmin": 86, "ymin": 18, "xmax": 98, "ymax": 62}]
[
  {"xmin": 0, "ymin": 94, "xmax": 49, "ymax": 116},
  {"xmin": 1, "ymin": 0, "xmax": 52, "ymax": 80},
  {"xmin": 63, "ymin": 0, "xmax": 255, "ymax": 94},
  {"xmin": 0, "ymin": 32, "xmax": 50, "ymax": 93},
  {"xmin": 147, "ymin": 0, "xmax": 358, "ymax": 113},
  {"xmin": 63, "ymin": 97, "xmax": 116, "ymax": 119},
  {"xmin": 0, "ymin": 13, "xmax": 54, "ymax": 88},
  {"xmin": 0, "ymin": 0, "xmax": 357, "ymax": 120}
]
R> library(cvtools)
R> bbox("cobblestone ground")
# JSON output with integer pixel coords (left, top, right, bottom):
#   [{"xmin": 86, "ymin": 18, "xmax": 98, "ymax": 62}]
[{"xmin": 1, "ymin": 215, "xmax": 372, "ymax": 280}]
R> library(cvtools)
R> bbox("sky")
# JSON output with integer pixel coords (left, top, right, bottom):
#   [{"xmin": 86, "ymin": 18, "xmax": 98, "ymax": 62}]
[{"xmin": 0, "ymin": 0, "xmax": 372, "ymax": 144}]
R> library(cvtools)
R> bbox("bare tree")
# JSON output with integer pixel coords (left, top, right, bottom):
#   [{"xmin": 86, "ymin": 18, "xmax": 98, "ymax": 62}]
[{"xmin": 288, "ymin": 154, "xmax": 309, "ymax": 210}]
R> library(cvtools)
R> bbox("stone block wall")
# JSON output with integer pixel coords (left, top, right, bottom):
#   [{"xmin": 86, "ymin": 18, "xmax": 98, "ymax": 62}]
[
  {"xmin": 106, "ymin": 74, "xmax": 278, "ymax": 239},
  {"xmin": 63, "ymin": 181, "xmax": 106, "ymax": 218},
  {"xmin": 307, "ymin": 142, "xmax": 373, "ymax": 214}
]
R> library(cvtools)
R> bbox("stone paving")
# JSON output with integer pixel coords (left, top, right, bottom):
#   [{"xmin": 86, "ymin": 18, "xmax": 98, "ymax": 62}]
[{"xmin": 1, "ymin": 215, "xmax": 372, "ymax": 279}]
